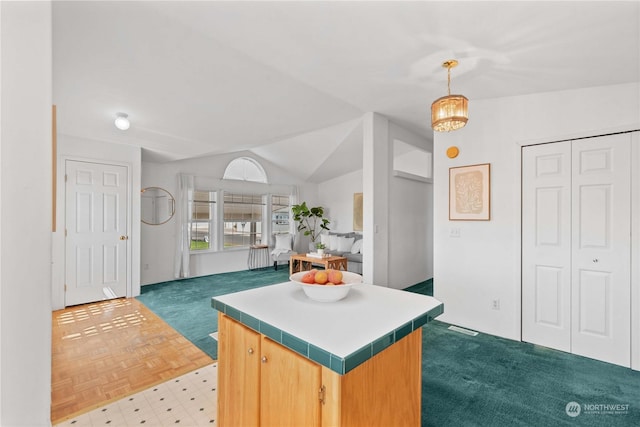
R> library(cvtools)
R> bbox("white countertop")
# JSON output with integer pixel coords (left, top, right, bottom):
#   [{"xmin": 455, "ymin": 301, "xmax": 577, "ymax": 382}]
[{"xmin": 212, "ymin": 281, "xmax": 443, "ymax": 359}]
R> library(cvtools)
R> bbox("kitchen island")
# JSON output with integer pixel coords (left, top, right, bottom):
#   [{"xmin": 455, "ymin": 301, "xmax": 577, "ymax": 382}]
[{"xmin": 211, "ymin": 281, "xmax": 443, "ymax": 427}]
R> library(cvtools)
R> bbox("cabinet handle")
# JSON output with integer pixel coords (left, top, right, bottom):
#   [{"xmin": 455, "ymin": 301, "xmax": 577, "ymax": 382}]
[
  {"xmin": 261, "ymin": 356, "xmax": 268, "ymax": 363},
  {"xmin": 247, "ymin": 348, "xmax": 254, "ymax": 355}
]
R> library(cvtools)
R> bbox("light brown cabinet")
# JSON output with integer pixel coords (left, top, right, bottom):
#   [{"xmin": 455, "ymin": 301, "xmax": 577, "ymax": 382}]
[
  {"xmin": 217, "ymin": 313, "xmax": 261, "ymax": 426},
  {"xmin": 217, "ymin": 313, "xmax": 422, "ymax": 427},
  {"xmin": 260, "ymin": 337, "xmax": 322, "ymax": 426},
  {"xmin": 218, "ymin": 314, "xmax": 321, "ymax": 427}
]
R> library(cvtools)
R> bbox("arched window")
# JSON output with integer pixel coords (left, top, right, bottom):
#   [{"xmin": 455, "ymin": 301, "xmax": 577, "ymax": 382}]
[{"xmin": 223, "ymin": 157, "xmax": 267, "ymax": 183}]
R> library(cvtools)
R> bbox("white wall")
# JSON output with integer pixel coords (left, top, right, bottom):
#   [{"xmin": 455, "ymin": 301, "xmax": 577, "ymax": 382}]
[
  {"xmin": 141, "ymin": 151, "xmax": 315, "ymax": 284},
  {"xmin": 433, "ymin": 83, "xmax": 640, "ymax": 341},
  {"xmin": 0, "ymin": 2, "xmax": 52, "ymax": 425},
  {"xmin": 53, "ymin": 135, "xmax": 142, "ymax": 309},
  {"xmin": 362, "ymin": 113, "xmax": 390, "ymax": 285},
  {"xmin": 388, "ymin": 122, "xmax": 434, "ymax": 289},
  {"xmin": 321, "ymin": 115, "xmax": 433, "ymax": 289},
  {"xmin": 317, "ymin": 169, "xmax": 363, "ymax": 234},
  {"xmin": 388, "ymin": 176, "xmax": 433, "ymax": 289},
  {"xmin": 141, "ymin": 161, "xmax": 178, "ymax": 284}
]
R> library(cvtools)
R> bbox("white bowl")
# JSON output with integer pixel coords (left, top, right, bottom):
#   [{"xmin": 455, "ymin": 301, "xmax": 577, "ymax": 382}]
[{"xmin": 290, "ymin": 271, "xmax": 363, "ymax": 302}]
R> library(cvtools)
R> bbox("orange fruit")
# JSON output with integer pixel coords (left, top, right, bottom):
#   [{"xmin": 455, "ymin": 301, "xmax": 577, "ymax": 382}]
[
  {"xmin": 314, "ymin": 271, "xmax": 328, "ymax": 284},
  {"xmin": 327, "ymin": 269, "xmax": 343, "ymax": 284}
]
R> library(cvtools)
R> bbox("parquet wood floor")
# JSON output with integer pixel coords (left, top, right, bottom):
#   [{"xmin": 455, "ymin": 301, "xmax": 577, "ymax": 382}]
[{"xmin": 51, "ymin": 297, "xmax": 213, "ymax": 425}]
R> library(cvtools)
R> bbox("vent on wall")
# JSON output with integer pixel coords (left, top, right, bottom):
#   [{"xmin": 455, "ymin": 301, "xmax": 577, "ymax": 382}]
[{"xmin": 448, "ymin": 325, "xmax": 479, "ymax": 336}]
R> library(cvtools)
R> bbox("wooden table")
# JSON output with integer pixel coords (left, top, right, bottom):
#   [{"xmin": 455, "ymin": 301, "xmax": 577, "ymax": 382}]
[{"xmin": 289, "ymin": 254, "xmax": 347, "ymax": 275}]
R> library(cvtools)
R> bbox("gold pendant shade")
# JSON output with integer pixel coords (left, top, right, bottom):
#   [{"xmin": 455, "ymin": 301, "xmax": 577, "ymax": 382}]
[
  {"xmin": 431, "ymin": 60, "xmax": 469, "ymax": 132},
  {"xmin": 431, "ymin": 94, "xmax": 468, "ymax": 132}
]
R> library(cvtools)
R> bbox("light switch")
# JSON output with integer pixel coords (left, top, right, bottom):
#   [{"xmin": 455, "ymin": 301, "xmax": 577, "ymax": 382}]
[{"xmin": 450, "ymin": 228, "xmax": 461, "ymax": 238}]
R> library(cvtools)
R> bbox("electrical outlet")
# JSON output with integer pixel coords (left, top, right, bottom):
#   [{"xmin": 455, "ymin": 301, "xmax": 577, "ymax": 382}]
[{"xmin": 492, "ymin": 299, "xmax": 500, "ymax": 310}]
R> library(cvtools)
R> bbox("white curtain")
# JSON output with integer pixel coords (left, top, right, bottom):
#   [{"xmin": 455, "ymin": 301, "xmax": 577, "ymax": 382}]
[
  {"xmin": 174, "ymin": 174, "xmax": 194, "ymax": 278},
  {"xmin": 289, "ymin": 186, "xmax": 299, "ymax": 250}
]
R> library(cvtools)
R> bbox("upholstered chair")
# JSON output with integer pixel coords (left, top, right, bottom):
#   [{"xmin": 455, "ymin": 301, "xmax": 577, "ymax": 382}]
[{"xmin": 270, "ymin": 233, "xmax": 295, "ymax": 270}]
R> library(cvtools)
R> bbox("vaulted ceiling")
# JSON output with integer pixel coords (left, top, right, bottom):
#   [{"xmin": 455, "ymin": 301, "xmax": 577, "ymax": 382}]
[{"xmin": 53, "ymin": 1, "xmax": 640, "ymax": 182}]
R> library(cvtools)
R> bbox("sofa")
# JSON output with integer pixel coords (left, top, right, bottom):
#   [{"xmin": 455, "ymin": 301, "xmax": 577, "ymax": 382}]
[{"xmin": 319, "ymin": 232, "xmax": 363, "ymax": 274}]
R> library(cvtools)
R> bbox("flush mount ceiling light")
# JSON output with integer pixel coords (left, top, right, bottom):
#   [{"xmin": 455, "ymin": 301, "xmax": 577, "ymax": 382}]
[
  {"xmin": 431, "ymin": 60, "xmax": 469, "ymax": 132},
  {"xmin": 114, "ymin": 112, "xmax": 130, "ymax": 131}
]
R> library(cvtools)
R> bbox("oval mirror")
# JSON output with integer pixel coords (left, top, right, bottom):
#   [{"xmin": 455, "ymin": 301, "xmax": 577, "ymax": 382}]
[{"xmin": 141, "ymin": 187, "xmax": 175, "ymax": 225}]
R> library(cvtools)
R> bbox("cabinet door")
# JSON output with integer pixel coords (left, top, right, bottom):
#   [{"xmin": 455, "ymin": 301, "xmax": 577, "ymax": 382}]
[
  {"xmin": 218, "ymin": 314, "xmax": 261, "ymax": 427},
  {"xmin": 260, "ymin": 337, "xmax": 322, "ymax": 427}
]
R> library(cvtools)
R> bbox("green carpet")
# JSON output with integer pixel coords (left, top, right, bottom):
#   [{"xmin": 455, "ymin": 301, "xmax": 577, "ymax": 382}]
[
  {"xmin": 137, "ymin": 267, "xmax": 290, "ymax": 361},
  {"xmin": 419, "ymin": 320, "xmax": 640, "ymax": 426},
  {"xmin": 138, "ymin": 273, "xmax": 640, "ymax": 426}
]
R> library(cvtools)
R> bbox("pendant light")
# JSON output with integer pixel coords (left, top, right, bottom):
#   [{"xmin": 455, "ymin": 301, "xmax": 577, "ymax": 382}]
[{"xmin": 431, "ymin": 60, "xmax": 468, "ymax": 132}]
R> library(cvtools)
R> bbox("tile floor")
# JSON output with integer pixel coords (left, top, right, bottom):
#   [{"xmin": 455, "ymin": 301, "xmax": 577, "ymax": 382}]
[{"xmin": 55, "ymin": 363, "xmax": 218, "ymax": 426}]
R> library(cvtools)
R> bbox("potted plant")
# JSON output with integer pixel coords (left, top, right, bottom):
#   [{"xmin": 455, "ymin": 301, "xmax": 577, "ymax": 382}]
[
  {"xmin": 315, "ymin": 242, "xmax": 326, "ymax": 256},
  {"xmin": 291, "ymin": 202, "xmax": 330, "ymax": 249}
]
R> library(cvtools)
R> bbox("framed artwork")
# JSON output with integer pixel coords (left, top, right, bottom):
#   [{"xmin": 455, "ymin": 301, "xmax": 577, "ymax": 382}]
[
  {"xmin": 353, "ymin": 193, "xmax": 363, "ymax": 231},
  {"xmin": 449, "ymin": 163, "xmax": 490, "ymax": 221}
]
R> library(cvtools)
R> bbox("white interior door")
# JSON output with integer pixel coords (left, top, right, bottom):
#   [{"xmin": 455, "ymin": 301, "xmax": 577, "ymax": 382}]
[
  {"xmin": 522, "ymin": 141, "xmax": 572, "ymax": 352},
  {"xmin": 65, "ymin": 160, "xmax": 129, "ymax": 306},
  {"xmin": 571, "ymin": 134, "xmax": 630, "ymax": 367},
  {"xmin": 522, "ymin": 134, "xmax": 632, "ymax": 368}
]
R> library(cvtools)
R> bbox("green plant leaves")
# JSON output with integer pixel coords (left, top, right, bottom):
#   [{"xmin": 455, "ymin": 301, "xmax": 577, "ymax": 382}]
[{"xmin": 291, "ymin": 202, "xmax": 330, "ymax": 242}]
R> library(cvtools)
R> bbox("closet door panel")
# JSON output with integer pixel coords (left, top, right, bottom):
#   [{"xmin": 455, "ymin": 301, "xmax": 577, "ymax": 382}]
[
  {"xmin": 571, "ymin": 134, "xmax": 631, "ymax": 367},
  {"xmin": 522, "ymin": 142, "xmax": 572, "ymax": 351},
  {"xmin": 632, "ymin": 131, "xmax": 640, "ymax": 371}
]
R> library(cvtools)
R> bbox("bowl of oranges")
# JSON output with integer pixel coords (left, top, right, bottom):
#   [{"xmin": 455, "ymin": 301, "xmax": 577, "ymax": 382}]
[{"xmin": 290, "ymin": 269, "xmax": 363, "ymax": 302}]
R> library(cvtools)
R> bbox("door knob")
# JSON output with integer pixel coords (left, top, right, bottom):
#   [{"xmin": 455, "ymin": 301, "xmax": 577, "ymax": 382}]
[
  {"xmin": 247, "ymin": 348, "xmax": 254, "ymax": 355},
  {"xmin": 261, "ymin": 356, "xmax": 268, "ymax": 363},
  {"xmin": 119, "ymin": 235, "xmax": 129, "ymax": 240}
]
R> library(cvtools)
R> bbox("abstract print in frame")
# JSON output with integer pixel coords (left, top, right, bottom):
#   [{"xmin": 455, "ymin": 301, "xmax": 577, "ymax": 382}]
[
  {"xmin": 353, "ymin": 192, "xmax": 363, "ymax": 231},
  {"xmin": 449, "ymin": 163, "xmax": 490, "ymax": 221}
]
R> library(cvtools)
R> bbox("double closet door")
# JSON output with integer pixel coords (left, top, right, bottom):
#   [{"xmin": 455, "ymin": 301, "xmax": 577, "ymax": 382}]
[{"xmin": 522, "ymin": 133, "xmax": 631, "ymax": 367}]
